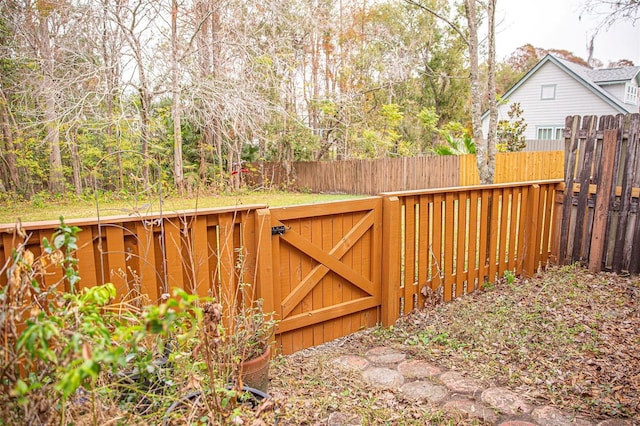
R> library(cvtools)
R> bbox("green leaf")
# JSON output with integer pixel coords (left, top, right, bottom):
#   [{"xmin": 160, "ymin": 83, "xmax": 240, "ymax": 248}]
[{"xmin": 53, "ymin": 234, "xmax": 66, "ymax": 249}]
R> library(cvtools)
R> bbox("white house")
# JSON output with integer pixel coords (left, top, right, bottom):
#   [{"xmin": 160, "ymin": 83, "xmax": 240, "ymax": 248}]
[{"xmin": 481, "ymin": 54, "xmax": 640, "ymax": 141}]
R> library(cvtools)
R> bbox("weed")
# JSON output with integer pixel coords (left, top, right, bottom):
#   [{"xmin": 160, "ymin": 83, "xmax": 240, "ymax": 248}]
[{"xmin": 503, "ymin": 269, "xmax": 516, "ymax": 286}]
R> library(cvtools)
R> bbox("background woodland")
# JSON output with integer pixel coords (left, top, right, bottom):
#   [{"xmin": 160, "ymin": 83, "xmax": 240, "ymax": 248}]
[{"xmin": 0, "ymin": 0, "xmax": 630, "ymax": 198}]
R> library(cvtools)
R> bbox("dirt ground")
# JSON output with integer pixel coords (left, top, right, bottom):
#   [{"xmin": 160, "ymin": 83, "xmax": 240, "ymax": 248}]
[{"xmin": 269, "ymin": 265, "xmax": 640, "ymax": 425}]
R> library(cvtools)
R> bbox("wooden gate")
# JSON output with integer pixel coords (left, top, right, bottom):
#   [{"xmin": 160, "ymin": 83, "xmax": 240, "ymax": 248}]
[
  {"xmin": 559, "ymin": 114, "xmax": 640, "ymax": 273},
  {"xmin": 260, "ymin": 198, "xmax": 382, "ymax": 354}
]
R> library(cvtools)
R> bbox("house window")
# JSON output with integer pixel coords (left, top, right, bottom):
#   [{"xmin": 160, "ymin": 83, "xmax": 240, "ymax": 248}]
[
  {"xmin": 541, "ymin": 84, "xmax": 556, "ymax": 100},
  {"xmin": 625, "ymin": 83, "xmax": 638, "ymax": 105},
  {"xmin": 555, "ymin": 127, "xmax": 564, "ymax": 139},
  {"xmin": 537, "ymin": 126, "xmax": 563, "ymax": 140}
]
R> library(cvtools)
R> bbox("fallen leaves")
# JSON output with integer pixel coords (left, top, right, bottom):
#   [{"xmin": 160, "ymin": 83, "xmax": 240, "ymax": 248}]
[{"xmin": 269, "ymin": 265, "xmax": 639, "ymax": 423}]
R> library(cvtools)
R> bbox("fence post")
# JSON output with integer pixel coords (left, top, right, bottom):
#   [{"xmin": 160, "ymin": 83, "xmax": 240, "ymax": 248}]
[
  {"xmin": 522, "ymin": 184, "xmax": 541, "ymax": 277},
  {"xmin": 381, "ymin": 196, "xmax": 401, "ymax": 326},
  {"xmin": 255, "ymin": 209, "xmax": 275, "ymax": 318}
]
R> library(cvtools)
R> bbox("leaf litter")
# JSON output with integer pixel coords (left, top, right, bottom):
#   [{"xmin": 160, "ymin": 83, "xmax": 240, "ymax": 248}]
[{"xmin": 268, "ymin": 265, "xmax": 639, "ymax": 424}]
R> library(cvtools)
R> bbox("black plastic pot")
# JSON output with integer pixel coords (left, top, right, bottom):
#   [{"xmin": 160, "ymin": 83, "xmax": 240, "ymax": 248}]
[{"xmin": 162, "ymin": 386, "xmax": 272, "ymax": 426}]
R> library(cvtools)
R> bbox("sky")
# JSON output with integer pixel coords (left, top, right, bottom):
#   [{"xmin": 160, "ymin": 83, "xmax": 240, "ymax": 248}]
[{"xmin": 495, "ymin": 0, "xmax": 640, "ymax": 66}]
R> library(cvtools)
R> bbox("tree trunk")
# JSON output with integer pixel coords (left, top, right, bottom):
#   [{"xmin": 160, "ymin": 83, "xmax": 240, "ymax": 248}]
[
  {"xmin": 0, "ymin": 98, "xmax": 19, "ymax": 191},
  {"xmin": 139, "ymin": 87, "xmax": 150, "ymax": 188},
  {"xmin": 39, "ymin": 15, "xmax": 65, "ymax": 194},
  {"xmin": 69, "ymin": 133, "xmax": 83, "ymax": 195},
  {"xmin": 464, "ymin": 0, "xmax": 490, "ymax": 184},
  {"xmin": 485, "ymin": 0, "xmax": 498, "ymax": 184},
  {"xmin": 102, "ymin": 0, "xmax": 124, "ymax": 190},
  {"xmin": 171, "ymin": 0, "xmax": 184, "ymax": 194}
]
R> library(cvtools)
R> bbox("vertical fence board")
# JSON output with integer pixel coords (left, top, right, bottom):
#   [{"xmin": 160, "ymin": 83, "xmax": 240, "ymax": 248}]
[
  {"xmin": 443, "ymin": 193, "xmax": 455, "ymax": 301},
  {"xmin": 488, "ymin": 189, "xmax": 500, "ymax": 283},
  {"xmin": 589, "ymin": 130, "xmax": 619, "ymax": 272},
  {"xmin": 75, "ymin": 226, "xmax": 97, "ymax": 292},
  {"xmin": 507, "ymin": 188, "xmax": 520, "ymax": 272},
  {"xmin": 457, "ymin": 192, "xmax": 468, "ymax": 297},
  {"xmin": 163, "ymin": 220, "xmax": 184, "ymax": 293},
  {"xmin": 381, "ymin": 196, "xmax": 401, "ymax": 325},
  {"xmin": 572, "ymin": 116, "xmax": 598, "ymax": 262},
  {"xmin": 467, "ymin": 191, "xmax": 479, "ymax": 293},
  {"xmin": 560, "ymin": 115, "xmax": 582, "ymax": 263},
  {"xmin": 430, "ymin": 194, "xmax": 444, "ymax": 292},
  {"xmin": 478, "ymin": 190, "xmax": 490, "ymax": 288},
  {"xmin": 404, "ymin": 197, "xmax": 417, "ymax": 308},
  {"xmin": 134, "ymin": 222, "xmax": 160, "ymax": 302},
  {"xmin": 613, "ymin": 115, "xmax": 640, "ymax": 271},
  {"xmin": 630, "ymin": 118, "xmax": 640, "ymax": 274},
  {"xmin": 417, "ymin": 195, "xmax": 429, "ymax": 305}
]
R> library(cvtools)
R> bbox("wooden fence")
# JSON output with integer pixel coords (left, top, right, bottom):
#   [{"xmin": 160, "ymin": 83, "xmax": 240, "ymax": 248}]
[
  {"xmin": 249, "ymin": 151, "xmax": 564, "ymax": 195},
  {"xmin": 558, "ymin": 114, "xmax": 640, "ymax": 273},
  {"xmin": 1, "ymin": 179, "xmax": 562, "ymax": 354},
  {"xmin": 523, "ymin": 139, "xmax": 565, "ymax": 152},
  {"xmin": 380, "ymin": 181, "xmax": 558, "ymax": 323},
  {"xmin": 0, "ymin": 206, "xmax": 268, "ymax": 306},
  {"xmin": 459, "ymin": 151, "xmax": 564, "ymax": 186}
]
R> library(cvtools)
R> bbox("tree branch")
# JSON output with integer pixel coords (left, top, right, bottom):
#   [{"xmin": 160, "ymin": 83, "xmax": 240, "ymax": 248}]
[{"xmin": 403, "ymin": 0, "xmax": 469, "ymax": 46}]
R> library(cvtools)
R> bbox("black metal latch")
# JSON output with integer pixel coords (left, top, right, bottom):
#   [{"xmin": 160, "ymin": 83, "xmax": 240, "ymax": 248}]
[{"xmin": 271, "ymin": 225, "xmax": 287, "ymax": 236}]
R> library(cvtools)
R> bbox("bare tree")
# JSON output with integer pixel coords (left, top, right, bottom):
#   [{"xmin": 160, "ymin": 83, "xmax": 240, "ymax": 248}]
[
  {"xmin": 171, "ymin": 0, "xmax": 184, "ymax": 194},
  {"xmin": 407, "ymin": 0, "xmax": 499, "ymax": 183},
  {"xmin": 582, "ymin": 0, "xmax": 640, "ymax": 28},
  {"xmin": 35, "ymin": 5, "xmax": 65, "ymax": 193},
  {"xmin": 111, "ymin": 0, "xmax": 161, "ymax": 189}
]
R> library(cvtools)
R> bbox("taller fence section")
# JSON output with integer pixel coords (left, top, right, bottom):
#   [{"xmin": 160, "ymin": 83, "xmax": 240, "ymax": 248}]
[
  {"xmin": 558, "ymin": 114, "xmax": 640, "ymax": 273},
  {"xmin": 380, "ymin": 181, "xmax": 559, "ymax": 325},
  {"xmin": 250, "ymin": 151, "xmax": 564, "ymax": 195},
  {"xmin": 459, "ymin": 151, "xmax": 564, "ymax": 185}
]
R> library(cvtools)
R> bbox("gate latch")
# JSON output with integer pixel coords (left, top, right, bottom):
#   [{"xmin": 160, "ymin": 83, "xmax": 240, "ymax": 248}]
[{"xmin": 271, "ymin": 225, "xmax": 287, "ymax": 236}]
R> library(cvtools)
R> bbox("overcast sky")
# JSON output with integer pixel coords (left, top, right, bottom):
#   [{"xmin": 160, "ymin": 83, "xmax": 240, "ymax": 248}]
[{"xmin": 494, "ymin": 0, "xmax": 640, "ymax": 66}]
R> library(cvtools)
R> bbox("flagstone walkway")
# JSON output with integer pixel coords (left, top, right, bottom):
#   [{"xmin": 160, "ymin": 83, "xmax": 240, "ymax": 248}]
[{"xmin": 328, "ymin": 346, "xmax": 634, "ymax": 426}]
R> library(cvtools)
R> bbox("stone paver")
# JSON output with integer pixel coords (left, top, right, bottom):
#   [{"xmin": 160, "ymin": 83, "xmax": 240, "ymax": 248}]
[
  {"xmin": 365, "ymin": 346, "xmax": 406, "ymax": 364},
  {"xmin": 397, "ymin": 359, "xmax": 441, "ymax": 379},
  {"xmin": 399, "ymin": 380, "xmax": 448, "ymax": 402},
  {"xmin": 531, "ymin": 406, "xmax": 594, "ymax": 426},
  {"xmin": 481, "ymin": 387, "xmax": 534, "ymax": 415},
  {"xmin": 362, "ymin": 367, "xmax": 404, "ymax": 390},
  {"xmin": 330, "ymin": 346, "xmax": 632, "ymax": 426},
  {"xmin": 438, "ymin": 370, "xmax": 486, "ymax": 394},
  {"xmin": 332, "ymin": 355, "xmax": 370, "ymax": 371},
  {"xmin": 443, "ymin": 398, "xmax": 499, "ymax": 423}
]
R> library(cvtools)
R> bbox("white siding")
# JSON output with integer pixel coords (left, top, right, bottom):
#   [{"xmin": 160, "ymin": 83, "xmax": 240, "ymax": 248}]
[
  {"xmin": 600, "ymin": 83, "xmax": 626, "ymax": 103},
  {"xmin": 482, "ymin": 61, "xmax": 621, "ymax": 140}
]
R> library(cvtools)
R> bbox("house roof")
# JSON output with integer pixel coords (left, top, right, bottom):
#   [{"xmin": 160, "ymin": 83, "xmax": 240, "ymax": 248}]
[
  {"xmin": 482, "ymin": 54, "xmax": 638, "ymax": 120},
  {"xmin": 588, "ymin": 66, "xmax": 640, "ymax": 84}
]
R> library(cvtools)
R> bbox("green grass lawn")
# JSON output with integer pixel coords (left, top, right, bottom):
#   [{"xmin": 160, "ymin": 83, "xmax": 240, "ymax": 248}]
[{"xmin": 0, "ymin": 191, "xmax": 365, "ymax": 224}]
